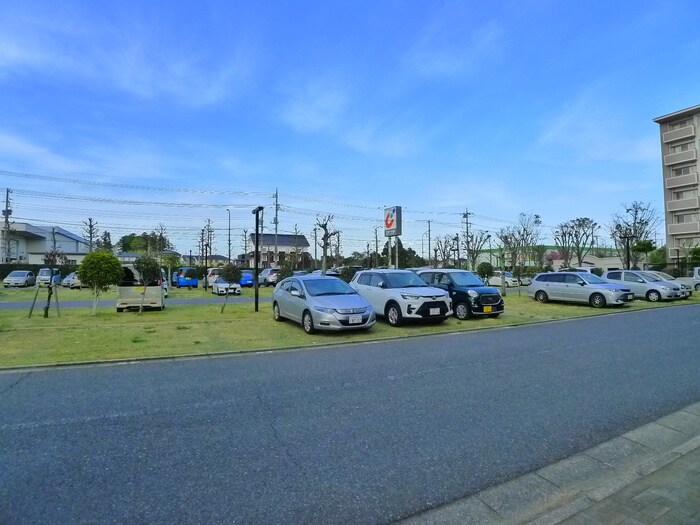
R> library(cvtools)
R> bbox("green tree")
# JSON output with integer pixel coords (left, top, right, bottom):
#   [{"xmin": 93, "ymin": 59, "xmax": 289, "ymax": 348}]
[
  {"xmin": 631, "ymin": 239, "xmax": 655, "ymax": 268},
  {"xmin": 133, "ymin": 255, "xmax": 161, "ymax": 315},
  {"xmin": 477, "ymin": 261, "xmax": 494, "ymax": 282},
  {"xmin": 220, "ymin": 264, "xmax": 242, "ymax": 313},
  {"xmin": 78, "ymin": 250, "xmax": 123, "ymax": 316},
  {"xmin": 648, "ymin": 245, "xmax": 666, "ymax": 268}
]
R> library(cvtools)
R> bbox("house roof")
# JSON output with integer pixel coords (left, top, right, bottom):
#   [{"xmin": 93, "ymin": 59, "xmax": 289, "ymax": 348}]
[
  {"xmin": 11, "ymin": 222, "xmax": 89, "ymax": 244},
  {"xmin": 249, "ymin": 233, "xmax": 310, "ymax": 249},
  {"xmin": 653, "ymin": 104, "xmax": 700, "ymax": 123}
]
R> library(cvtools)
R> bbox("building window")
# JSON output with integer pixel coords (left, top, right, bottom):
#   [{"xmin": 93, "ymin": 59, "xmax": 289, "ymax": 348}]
[
  {"xmin": 673, "ymin": 188, "xmax": 698, "ymax": 200},
  {"xmin": 675, "ymin": 236, "xmax": 700, "ymax": 247},
  {"xmin": 669, "ymin": 120, "xmax": 689, "ymax": 130},
  {"xmin": 675, "ymin": 212, "xmax": 699, "ymax": 224},
  {"xmin": 672, "ymin": 165, "xmax": 696, "ymax": 176},
  {"xmin": 670, "ymin": 141, "xmax": 694, "ymax": 154}
]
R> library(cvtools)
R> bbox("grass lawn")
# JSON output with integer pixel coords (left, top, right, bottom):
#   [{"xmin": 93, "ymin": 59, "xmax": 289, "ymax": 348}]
[{"xmin": 1, "ymin": 287, "xmax": 697, "ymax": 369}]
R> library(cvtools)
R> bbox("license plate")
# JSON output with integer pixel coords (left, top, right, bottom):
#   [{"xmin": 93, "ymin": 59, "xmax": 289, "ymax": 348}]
[
  {"xmin": 429, "ymin": 308, "xmax": 440, "ymax": 316},
  {"xmin": 133, "ymin": 286, "xmax": 144, "ymax": 291},
  {"xmin": 349, "ymin": 315, "xmax": 362, "ymax": 324},
  {"xmin": 483, "ymin": 305, "xmax": 492, "ymax": 313}
]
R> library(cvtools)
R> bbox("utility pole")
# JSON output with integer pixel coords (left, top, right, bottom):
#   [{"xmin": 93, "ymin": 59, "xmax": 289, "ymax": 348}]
[
  {"xmin": 242, "ymin": 229, "xmax": 249, "ymax": 267},
  {"xmin": 273, "ymin": 189, "xmax": 279, "ymax": 268},
  {"xmin": 462, "ymin": 209, "xmax": 473, "ymax": 270},
  {"xmin": 2, "ymin": 189, "xmax": 12, "ymax": 263}
]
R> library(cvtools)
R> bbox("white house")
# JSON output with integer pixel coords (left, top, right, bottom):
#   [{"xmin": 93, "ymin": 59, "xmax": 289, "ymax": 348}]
[{"xmin": 1, "ymin": 222, "xmax": 89, "ymax": 264}]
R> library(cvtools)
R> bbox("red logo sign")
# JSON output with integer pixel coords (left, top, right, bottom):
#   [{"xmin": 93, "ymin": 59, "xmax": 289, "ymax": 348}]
[{"xmin": 385, "ymin": 209, "xmax": 396, "ymax": 229}]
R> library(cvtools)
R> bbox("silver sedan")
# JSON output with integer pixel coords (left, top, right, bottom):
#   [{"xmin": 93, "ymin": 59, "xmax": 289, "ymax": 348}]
[
  {"xmin": 273, "ymin": 275, "xmax": 376, "ymax": 334},
  {"xmin": 211, "ymin": 277, "xmax": 242, "ymax": 296}
]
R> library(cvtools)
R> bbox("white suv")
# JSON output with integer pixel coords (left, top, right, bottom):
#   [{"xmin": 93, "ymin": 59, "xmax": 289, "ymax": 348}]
[{"xmin": 349, "ymin": 269, "xmax": 452, "ymax": 326}]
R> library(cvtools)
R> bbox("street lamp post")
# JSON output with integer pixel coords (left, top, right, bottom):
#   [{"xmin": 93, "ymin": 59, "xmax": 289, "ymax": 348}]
[
  {"xmin": 252, "ymin": 206, "xmax": 264, "ymax": 312},
  {"xmin": 226, "ymin": 209, "xmax": 231, "ymax": 265},
  {"xmin": 487, "ymin": 234, "xmax": 492, "ymax": 264}
]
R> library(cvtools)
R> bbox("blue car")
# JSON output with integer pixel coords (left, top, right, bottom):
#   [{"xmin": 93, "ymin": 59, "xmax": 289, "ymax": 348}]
[{"xmin": 239, "ymin": 270, "xmax": 254, "ymax": 287}]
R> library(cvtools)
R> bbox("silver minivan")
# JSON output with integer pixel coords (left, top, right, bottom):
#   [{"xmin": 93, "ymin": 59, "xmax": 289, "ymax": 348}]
[
  {"xmin": 116, "ymin": 264, "xmax": 165, "ymax": 312},
  {"xmin": 528, "ymin": 271, "xmax": 634, "ymax": 308},
  {"xmin": 601, "ymin": 270, "xmax": 682, "ymax": 302}
]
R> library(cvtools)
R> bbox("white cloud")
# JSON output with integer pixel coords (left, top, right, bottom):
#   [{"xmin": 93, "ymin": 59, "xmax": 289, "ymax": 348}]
[
  {"xmin": 279, "ymin": 80, "xmax": 349, "ymax": 133},
  {"xmin": 0, "ymin": 132, "xmax": 89, "ymax": 173},
  {"xmin": 0, "ymin": 6, "xmax": 255, "ymax": 106},
  {"xmin": 537, "ymin": 93, "xmax": 660, "ymax": 164},
  {"xmin": 404, "ymin": 7, "xmax": 505, "ymax": 78}
]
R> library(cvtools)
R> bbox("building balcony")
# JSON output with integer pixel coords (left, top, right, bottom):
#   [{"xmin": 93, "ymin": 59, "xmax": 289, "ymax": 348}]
[
  {"xmin": 667, "ymin": 247, "xmax": 680, "ymax": 259},
  {"xmin": 663, "ymin": 125, "xmax": 695, "ymax": 143},
  {"xmin": 667, "ymin": 197, "xmax": 700, "ymax": 212},
  {"xmin": 664, "ymin": 149, "xmax": 697, "ymax": 165},
  {"xmin": 665, "ymin": 172, "xmax": 698, "ymax": 188},
  {"xmin": 667, "ymin": 222, "xmax": 700, "ymax": 235}
]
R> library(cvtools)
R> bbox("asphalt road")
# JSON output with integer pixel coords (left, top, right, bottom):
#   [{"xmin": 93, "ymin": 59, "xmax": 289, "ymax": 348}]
[{"xmin": 2, "ymin": 304, "xmax": 700, "ymax": 524}]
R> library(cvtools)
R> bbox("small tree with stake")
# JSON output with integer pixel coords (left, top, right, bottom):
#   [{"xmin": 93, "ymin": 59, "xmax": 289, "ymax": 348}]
[
  {"xmin": 220, "ymin": 264, "xmax": 242, "ymax": 313},
  {"xmin": 133, "ymin": 255, "xmax": 161, "ymax": 315},
  {"xmin": 78, "ymin": 250, "xmax": 123, "ymax": 316}
]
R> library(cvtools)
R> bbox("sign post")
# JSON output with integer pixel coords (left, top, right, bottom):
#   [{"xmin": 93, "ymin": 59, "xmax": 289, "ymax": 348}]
[{"xmin": 384, "ymin": 206, "xmax": 402, "ymax": 269}]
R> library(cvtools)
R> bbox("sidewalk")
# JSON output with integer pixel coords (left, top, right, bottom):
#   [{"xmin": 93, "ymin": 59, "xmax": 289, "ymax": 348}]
[{"xmin": 399, "ymin": 401, "xmax": 700, "ymax": 525}]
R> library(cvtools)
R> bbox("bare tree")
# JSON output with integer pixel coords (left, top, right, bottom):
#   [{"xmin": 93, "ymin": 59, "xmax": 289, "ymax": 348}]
[
  {"xmin": 554, "ymin": 222, "xmax": 575, "ymax": 268},
  {"xmin": 609, "ymin": 202, "xmax": 660, "ymax": 269},
  {"xmin": 496, "ymin": 226, "xmax": 518, "ymax": 268},
  {"xmin": 315, "ymin": 215, "xmax": 338, "ymax": 273},
  {"xmin": 569, "ymin": 217, "xmax": 599, "ymax": 266},
  {"xmin": 514, "ymin": 213, "xmax": 542, "ymax": 265},
  {"xmin": 82, "ymin": 218, "xmax": 99, "ymax": 253},
  {"xmin": 463, "ymin": 230, "xmax": 491, "ymax": 270},
  {"xmin": 434, "ymin": 234, "xmax": 456, "ymax": 267}
]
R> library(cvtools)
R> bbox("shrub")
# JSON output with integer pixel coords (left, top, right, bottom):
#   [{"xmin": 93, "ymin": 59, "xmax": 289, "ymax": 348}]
[
  {"xmin": 339, "ymin": 267, "xmax": 357, "ymax": 283},
  {"xmin": 476, "ymin": 261, "xmax": 494, "ymax": 281},
  {"xmin": 221, "ymin": 264, "xmax": 242, "ymax": 285}
]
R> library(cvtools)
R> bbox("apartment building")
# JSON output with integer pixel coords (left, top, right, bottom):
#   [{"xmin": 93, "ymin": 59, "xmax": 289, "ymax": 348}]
[{"xmin": 653, "ymin": 104, "xmax": 700, "ymax": 264}]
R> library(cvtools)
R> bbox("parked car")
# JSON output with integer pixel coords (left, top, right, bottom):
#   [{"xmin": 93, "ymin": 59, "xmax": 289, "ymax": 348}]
[
  {"xmin": 61, "ymin": 271, "xmax": 84, "ymax": 289},
  {"xmin": 211, "ymin": 277, "xmax": 242, "ymax": 296},
  {"xmin": 517, "ymin": 275, "xmax": 532, "ymax": 286},
  {"xmin": 116, "ymin": 264, "xmax": 165, "ymax": 312},
  {"xmin": 528, "ymin": 271, "xmax": 634, "ymax": 308},
  {"xmin": 175, "ymin": 267, "xmax": 199, "ymax": 288},
  {"xmin": 349, "ymin": 269, "xmax": 451, "ymax": 326},
  {"xmin": 272, "ymin": 275, "xmax": 376, "ymax": 334},
  {"xmin": 3, "ymin": 270, "xmax": 36, "ymax": 287},
  {"xmin": 205, "ymin": 267, "xmax": 223, "ymax": 287},
  {"xmin": 486, "ymin": 271, "xmax": 519, "ymax": 287},
  {"xmin": 239, "ymin": 270, "xmax": 254, "ymax": 287},
  {"xmin": 645, "ymin": 270, "xmax": 692, "ymax": 299},
  {"xmin": 259, "ymin": 268, "xmax": 280, "ymax": 286},
  {"xmin": 309, "ymin": 269, "xmax": 340, "ymax": 276},
  {"xmin": 36, "ymin": 268, "xmax": 60, "ymax": 287},
  {"xmin": 417, "ymin": 269, "xmax": 503, "ymax": 319},
  {"xmin": 161, "ymin": 268, "xmax": 168, "ymax": 298},
  {"xmin": 601, "ymin": 270, "xmax": 682, "ymax": 302}
]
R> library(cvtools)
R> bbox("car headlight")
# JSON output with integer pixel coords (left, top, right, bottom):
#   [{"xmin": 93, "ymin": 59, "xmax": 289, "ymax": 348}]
[
  {"xmin": 659, "ymin": 286, "xmax": 669, "ymax": 291},
  {"xmin": 467, "ymin": 290, "xmax": 479, "ymax": 298},
  {"xmin": 401, "ymin": 293, "xmax": 421, "ymax": 300},
  {"xmin": 314, "ymin": 306, "xmax": 336, "ymax": 314}
]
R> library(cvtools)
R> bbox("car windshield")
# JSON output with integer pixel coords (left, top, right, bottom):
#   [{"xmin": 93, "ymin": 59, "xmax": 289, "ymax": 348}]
[
  {"xmin": 304, "ymin": 278, "xmax": 356, "ymax": 296},
  {"xmin": 8, "ymin": 271, "xmax": 27, "ymax": 277},
  {"xmin": 38, "ymin": 269, "xmax": 52, "ymax": 276},
  {"xmin": 639, "ymin": 271, "xmax": 662, "ymax": 282},
  {"xmin": 385, "ymin": 272, "xmax": 429, "ymax": 288},
  {"xmin": 450, "ymin": 271, "xmax": 485, "ymax": 286},
  {"xmin": 504, "ymin": 272, "xmax": 514, "ymax": 277},
  {"xmin": 652, "ymin": 272, "xmax": 675, "ymax": 281},
  {"xmin": 580, "ymin": 273, "xmax": 607, "ymax": 285}
]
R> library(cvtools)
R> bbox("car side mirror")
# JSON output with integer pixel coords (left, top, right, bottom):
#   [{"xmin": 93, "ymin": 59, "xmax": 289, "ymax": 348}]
[
  {"xmin": 290, "ymin": 289, "xmax": 301, "ymax": 297},
  {"xmin": 579, "ymin": 282, "xmax": 585, "ymax": 286},
  {"xmin": 377, "ymin": 280, "xmax": 385, "ymax": 288}
]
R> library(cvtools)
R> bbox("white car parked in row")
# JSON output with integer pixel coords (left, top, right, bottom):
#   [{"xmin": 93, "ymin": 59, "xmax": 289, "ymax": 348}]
[{"xmin": 349, "ymin": 269, "xmax": 452, "ymax": 326}]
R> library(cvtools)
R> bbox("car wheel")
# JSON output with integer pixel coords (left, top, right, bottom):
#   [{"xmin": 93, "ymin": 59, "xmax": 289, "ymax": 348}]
[
  {"xmin": 454, "ymin": 302, "xmax": 470, "ymax": 320},
  {"xmin": 117, "ymin": 308, "xmax": 124, "ymax": 313},
  {"xmin": 302, "ymin": 311, "xmax": 315, "ymax": 334},
  {"xmin": 385, "ymin": 302, "xmax": 403, "ymax": 327},
  {"xmin": 273, "ymin": 302, "xmax": 282, "ymax": 322},
  {"xmin": 535, "ymin": 290, "xmax": 548, "ymax": 303},
  {"xmin": 695, "ymin": 283, "xmax": 700, "ymax": 291},
  {"xmin": 646, "ymin": 290, "xmax": 661, "ymax": 302},
  {"xmin": 590, "ymin": 293, "xmax": 606, "ymax": 308}
]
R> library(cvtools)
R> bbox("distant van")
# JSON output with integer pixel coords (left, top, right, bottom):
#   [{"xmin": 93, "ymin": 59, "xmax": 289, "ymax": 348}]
[
  {"xmin": 36, "ymin": 268, "xmax": 61, "ymax": 287},
  {"xmin": 116, "ymin": 264, "xmax": 165, "ymax": 312}
]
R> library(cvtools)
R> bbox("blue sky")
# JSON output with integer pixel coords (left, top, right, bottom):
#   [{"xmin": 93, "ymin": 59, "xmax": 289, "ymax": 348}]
[{"xmin": 1, "ymin": 0, "xmax": 699, "ymax": 258}]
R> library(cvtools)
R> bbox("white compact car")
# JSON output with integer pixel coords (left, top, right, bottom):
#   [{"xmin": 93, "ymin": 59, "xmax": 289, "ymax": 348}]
[{"xmin": 349, "ymin": 269, "xmax": 451, "ymax": 326}]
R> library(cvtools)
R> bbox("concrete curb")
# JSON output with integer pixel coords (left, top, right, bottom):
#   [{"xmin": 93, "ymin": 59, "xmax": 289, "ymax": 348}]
[{"xmin": 398, "ymin": 401, "xmax": 700, "ymax": 525}]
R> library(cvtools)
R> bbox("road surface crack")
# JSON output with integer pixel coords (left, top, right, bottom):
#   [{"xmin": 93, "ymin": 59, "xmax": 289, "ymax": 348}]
[{"xmin": 0, "ymin": 372, "xmax": 31, "ymax": 395}]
